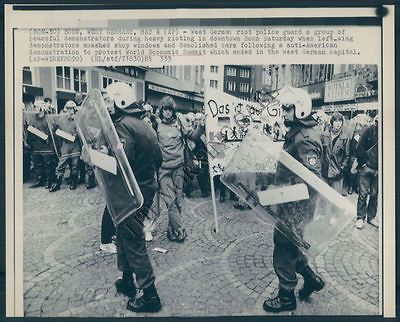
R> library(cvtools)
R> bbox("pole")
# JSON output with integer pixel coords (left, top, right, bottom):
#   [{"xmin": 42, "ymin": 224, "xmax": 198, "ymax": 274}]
[{"xmin": 209, "ymin": 172, "xmax": 219, "ymax": 233}]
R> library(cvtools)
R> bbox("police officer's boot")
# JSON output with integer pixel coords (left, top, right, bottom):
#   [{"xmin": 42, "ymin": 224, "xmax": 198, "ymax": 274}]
[
  {"xmin": 115, "ymin": 271, "xmax": 136, "ymax": 298},
  {"xmin": 126, "ymin": 283, "xmax": 162, "ymax": 313},
  {"xmin": 49, "ymin": 176, "xmax": 62, "ymax": 192},
  {"xmin": 298, "ymin": 265, "xmax": 325, "ymax": 300},
  {"xmin": 263, "ymin": 288, "xmax": 296, "ymax": 313},
  {"xmin": 86, "ymin": 174, "xmax": 96, "ymax": 189},
  {"xmin": 176, "ymin": 229, "xmax": 187, "ymax": 243},
  {"xmin": 69, "ymin": 175, "xmax": 78, "ymax": 190}
]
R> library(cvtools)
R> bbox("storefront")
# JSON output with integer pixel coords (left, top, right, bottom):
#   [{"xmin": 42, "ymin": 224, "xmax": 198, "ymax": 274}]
[
  {"xmin": 321, "ymin": 76, "xmax": 379, "ymax": 119},
  {"xmin": 145, "ymin": 83, "xmax": 204, "ymax": 113},
  {"xmin": 23, "ymin": 85, "xmax": 43, "ymax": 106}
]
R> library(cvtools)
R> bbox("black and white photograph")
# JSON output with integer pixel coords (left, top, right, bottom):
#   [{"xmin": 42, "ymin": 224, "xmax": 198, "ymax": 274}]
[{"xmin": 21, "ymin": 63, "xmax": 381, "ymax": 317}]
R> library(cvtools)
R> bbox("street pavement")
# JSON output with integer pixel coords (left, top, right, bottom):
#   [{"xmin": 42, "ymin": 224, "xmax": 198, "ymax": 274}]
[{"xmin": 23, "ymin": 181, "xmax": 380, "ymax": 317}]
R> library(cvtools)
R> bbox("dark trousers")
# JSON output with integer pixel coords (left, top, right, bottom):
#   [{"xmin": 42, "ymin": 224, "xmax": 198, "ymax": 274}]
[
  {"xmin": 23, "ymin": 148, "xmax": 31, "ymax": 182},
  {"xmin": 31, "ymin": 153, "xmax": 57, "ymax": 183},
  {"xmin": 214, "ymin": 175, "xmax": 236, "ymax": 200},
  {"xmin": 55, "ymin": 155, "xmax": 79, "ymax": 177},
  {"xmin": 101, "ymin": 207, "xmax": 116, "ymax": 244},
  {"xmin": 273, "ymin": 229, "xmax": 308, "ymax": 292},
  {"xmin": 197, "ymin": 166, "xmax": 210, "ymax": 195},
  {"xmin": 116, "ymin": 200, "xmax": 156, "ymax": 290},
  {"xmin": 78, "ymin": 159, "xmax": 86, "ymax": 182},
  {"xmin": 357, "ymin": 165, "xmax": 378, "ymax": 220}
]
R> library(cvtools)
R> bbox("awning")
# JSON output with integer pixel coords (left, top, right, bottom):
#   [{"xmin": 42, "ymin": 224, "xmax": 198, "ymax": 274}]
[
  {"xmin": 56, "ymin": 91, "xmax": 76, "ymax": 101},
  {"xmin": 321, "ymin": 101, "xmax": 380, "ymax": 112},
  {"xmin": 23, "ymin": 85, "xmax": 43, "ymax": 97},
  {"xmin": 147, "ymin": 83, "xmax": 204, "ymax": 103}
]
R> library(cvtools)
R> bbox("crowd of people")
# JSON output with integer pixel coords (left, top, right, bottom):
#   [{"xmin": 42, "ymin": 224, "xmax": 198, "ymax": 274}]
[{"xmin": 23, "ymin": 84, "xmax": 379, "ymax": 313}]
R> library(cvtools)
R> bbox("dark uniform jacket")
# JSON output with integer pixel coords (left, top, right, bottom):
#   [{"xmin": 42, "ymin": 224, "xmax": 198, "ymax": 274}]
[
  {"xmin": 321, "ymin": 129, "xmax": 350, "ymax": 179},
  {"xmin": 355, "ymin": 123, "xmax": 378, "ymax": 170},
  {"xmin": 51, "ymin": 114, "xmax": 81, "ymax": 158},
  {"xmin": 113, "ymin": 112, "xmax": 163, "ymax": 203},
  {"xmin": 275, "ymin": 118, "xmax": 323, "ymax": 185},
  {"xmin": 24, "ymin": 111, "xmax": 54, "ymax": 155},
  {"xmin": 274, "ymin": 118, "xmax": 323, "ymax": 235}
]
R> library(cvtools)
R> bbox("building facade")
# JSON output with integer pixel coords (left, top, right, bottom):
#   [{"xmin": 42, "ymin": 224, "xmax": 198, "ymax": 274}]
[
  {"xmin": 223, "ymin": 65, "xmax": 252, "ymax": 101},
  {"xmin": 268, "ymin": 64, "xmax": 379, "ymax": 117},
  {"xmin": 22, "ymin": 65, "xmax": 204, "ymax": 113},
  {"xmin": 145, "ymin": 65, "xmax": 204, "ymax": 113}
]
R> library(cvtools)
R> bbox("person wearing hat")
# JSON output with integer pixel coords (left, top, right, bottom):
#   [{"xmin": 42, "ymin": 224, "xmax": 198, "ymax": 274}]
[
  {"xmin": 156, "ymin": 96, "xmax": 203, "ymax": 242},
  {"xmin": 49, "ymin": 100, "xmax": 82, "ymax": 191},
  {"xmin": 354, "ymin": 114, "xmax": 379, "ymax": 229},
  {"xmin": 100, "ymin": 82, "xmax": 163, "ymax": 313},
  {"xmin": 263, "ymin": 86, "xmax": 325, "ymax": 313}
]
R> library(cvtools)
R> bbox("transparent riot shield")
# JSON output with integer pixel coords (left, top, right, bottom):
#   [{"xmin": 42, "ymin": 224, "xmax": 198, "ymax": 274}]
[
  {"xmin": 221, "ymin": 126, "xmax": 356, "ymax": 257},
  {"xmin": 74, "ymin": 89, "xmax": 144, "ymax": 226},
  {"xmin": 23, "ymin": 111, "xmax": 54, "ymax": 154}
]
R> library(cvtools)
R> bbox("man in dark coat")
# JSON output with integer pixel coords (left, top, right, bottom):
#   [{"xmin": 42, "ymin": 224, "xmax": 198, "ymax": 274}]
[
  {"xmin": 263, "ymin": 86, "xmax": 325, "ymax": 313},
  {"xmin": 355, "ymin": 116, "xmax": 378, "ymax": 229},
  {"xmin": 102, "ymin": 82, "xmax": 163, "ymax": 313}
]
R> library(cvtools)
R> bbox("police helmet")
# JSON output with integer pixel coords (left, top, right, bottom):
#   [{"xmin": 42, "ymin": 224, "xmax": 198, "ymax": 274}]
[
  {"xmin": 64, "ymin": 100, "xmax": 77, "ymax": 110},
  {"xmin": 34, "ymin": 100, "xmax": 47, "ymax": 112},
  {"xmin": 195, "ymin": 112, "xmax": 204, "ymax": 120},
  {"xmin": 105, "ymin": 82, "xmax": 137, "ymax": 110},
  {"xmin": 276, "ymin": 86, "xmax": 312, "ymax": 120}
]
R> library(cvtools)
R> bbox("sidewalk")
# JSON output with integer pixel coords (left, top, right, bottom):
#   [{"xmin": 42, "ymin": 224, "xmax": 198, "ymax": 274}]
[{"xmin": 23, "ymin": 183, "xmax": 379, "ymax": 317}]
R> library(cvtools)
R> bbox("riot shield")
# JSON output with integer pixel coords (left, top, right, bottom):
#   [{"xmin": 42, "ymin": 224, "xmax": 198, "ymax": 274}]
[
  {"xmin": 74, "ymin": 89, "xmax": 144, "ymax": 226},
  {"xmin": 23, "ymin": 111, "xmax": 54, "ymax": 154},
  {"xmin": 221, "ymin": 126, "xmax": 356, "ymax": 257}
]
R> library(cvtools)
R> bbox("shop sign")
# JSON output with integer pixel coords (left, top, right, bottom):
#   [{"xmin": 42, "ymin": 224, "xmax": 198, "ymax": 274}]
[
  {"xmin": 148, "ymin": 84, "xmax": 204, "ymax": 103},
  {"xmin": 321, "ymin": 101, "xmax": 379, "ymax": 112},
  {"xmin": 324, "ymin": 77, "xmax": 357, "ymax": 103},
  {"xmin": 354, "ymin": 83, "xmax": 378, "ymax": 99}
]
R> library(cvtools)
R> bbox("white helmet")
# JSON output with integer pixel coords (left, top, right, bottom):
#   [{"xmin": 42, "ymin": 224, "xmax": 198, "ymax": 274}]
[
  {"xmin": 105, "ymin": 82, "xmax": 137, "ymax": 109},
  {"xmin": 34, "ymin": 100, "xmax": 47, "ymax": 111},
  {"xmin": 195, "ymin": 112, "xmax": 204, "ymax": 120},
  {"xmin": 64, "ymin": 100, "xmax": 77, "ymax": 110},
  {"xmin": 143, "ymin": 103, "xmax": 153, "ymax": 112},
  {"xmin": 186, "ymin": 112, "xmax": 195, "ymax": 122},
  {"xmin": 276, "ymin": 86, "xmax": 312, "ymax": 119}
]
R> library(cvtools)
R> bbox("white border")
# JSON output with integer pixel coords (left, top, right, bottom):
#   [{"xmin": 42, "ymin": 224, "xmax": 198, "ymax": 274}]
[{"xmin": 5, "ymin": 4, "xmax": 395, "ymax": 317}]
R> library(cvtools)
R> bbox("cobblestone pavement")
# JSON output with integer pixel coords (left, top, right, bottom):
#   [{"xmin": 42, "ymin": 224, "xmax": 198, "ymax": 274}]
[{"xmin": 23, "ymin": 182, "xmax": 380, "ymax": 317}]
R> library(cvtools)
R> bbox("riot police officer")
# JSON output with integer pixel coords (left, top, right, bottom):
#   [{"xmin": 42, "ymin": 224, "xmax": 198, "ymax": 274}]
[
  {"xmin": 49, "ymin": 100, "xmax": 81, "ymax": 191},
  {"xmin": 263, "ymin": 86, "xmax": 325, "ymax": 313},
  {"xmin": 103, "ymin": 82, "xmax": 163, "ymax": 313}
]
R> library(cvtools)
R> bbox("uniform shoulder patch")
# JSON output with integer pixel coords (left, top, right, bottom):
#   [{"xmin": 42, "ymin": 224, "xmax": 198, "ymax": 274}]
[{"xmin": 307, "ymin": 155, "xmax": 318, "ymax": 167}]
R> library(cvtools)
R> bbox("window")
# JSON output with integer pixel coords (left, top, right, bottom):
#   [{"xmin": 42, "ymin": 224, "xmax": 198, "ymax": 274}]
[
  {"xmin": 56, "ymin": 66, "xmax": 71, "ymax": 90},
  {"xmin": 240, "ymin": 83, "xmax": 249, "ymax": 93},
  {"xmin": 184, "ymin": 66, "xmax": 191, "ymax": 81},
  {"xmin": 226, "ymin": 67, "xmax": 236, "ymax": 76},
  {"xmin": 226, "ymin": 81, "xmax": 236, "ymax": 92},
  {"xmin": 74, "ymin": 69, "xmax": 87, "ymax": 92},
  {"xmin": 56, "ymin": 67, "xmax": 88, "ymax": 92},
  {"xmin": 101, "ymin": 76, "xmax": 132, "ymax": 90},
  {"xmin": 210, "ymin": 66, "xmax": 219, "ymax": 73},
  {"xmin": 210, "ymin": 80, "xmax": 218, "ymax": 88},
  {"xmin": 23, "ymin": 66, "xmax": 32, "ymax": 85},
  {"xmin": 195, "ymin": 66, "xmax": 200, "ymax": 84},
  {"xmin": 239, "ymin": 69, "xmax": 250, "ymax": 78}
]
